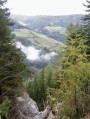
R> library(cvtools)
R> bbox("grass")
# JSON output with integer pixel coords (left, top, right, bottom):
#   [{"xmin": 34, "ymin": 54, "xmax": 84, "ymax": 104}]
[
  {"xmin": 13, "ymin": 28, "xmax": 64, "ymax": 51},
  {"xmin": 13, "ymin": 29, "xmax": 33, "ymax": 37},
  {"xmin": 44, "ymin": 26, "xmax": 66, "ymax": 34}
]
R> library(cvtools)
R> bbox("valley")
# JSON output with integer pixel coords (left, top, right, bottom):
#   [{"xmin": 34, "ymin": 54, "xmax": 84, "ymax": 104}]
[
  {"xmin": 13, "ymin": 28, "xmax": 62, "ymax": 50},
  {"xmin": 11, "ymin": 14, "xmax": 83, "ymax": 68},
  {"xmin": 0, "ymin": 0, "xmax": 90, "ymax": 118}
]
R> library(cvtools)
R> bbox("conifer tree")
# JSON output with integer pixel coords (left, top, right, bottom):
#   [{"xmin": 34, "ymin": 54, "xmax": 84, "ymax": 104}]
[
  {"xmin": 37, "ymin": 69, "xmax": 46, "ymax": 109},
  {"xmin": 60, "ymin": 24, "xmax": 89, "ymax": 118},
  {"xmin": 0, "ymin": 0, "xmax": 29, "ymax": 117},
  {"xmin": 83, "ymin": 0, "xmax": 90, "ymax": 60},
  {"xmin": 33, "ymin": 75, "xmax": 40, "ymax": 103},
  {"xmin": 44, "ymin": 63, "xmax": 53, "ymax": 88},
  {"xmin": 51, "ymin": 24, "xmax": 90, "ymax": 119},
  {"xmin": 26, "ymin": 69, "xmax": 46, "ymax": 110}
]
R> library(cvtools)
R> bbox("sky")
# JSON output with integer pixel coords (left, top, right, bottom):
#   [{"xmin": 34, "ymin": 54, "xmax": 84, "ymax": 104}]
[{"xmin": 6, "ymin": 0, "xmax": 86, "ymax": 16}]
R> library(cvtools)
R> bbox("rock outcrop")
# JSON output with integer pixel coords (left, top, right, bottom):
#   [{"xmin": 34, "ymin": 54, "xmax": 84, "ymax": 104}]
[
  {"xmin": 47, "ymin": 102, "xmax": 62, "ymax": 119},
  {"xmin": 16, "ymin": 91, "xmax": 51, "ymax": 119}
]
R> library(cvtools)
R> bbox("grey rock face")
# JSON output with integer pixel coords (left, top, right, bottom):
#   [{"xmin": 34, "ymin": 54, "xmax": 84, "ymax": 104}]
[{"xmin": 16, "ymin": 92, "xmax": 50, "ymax": 119}]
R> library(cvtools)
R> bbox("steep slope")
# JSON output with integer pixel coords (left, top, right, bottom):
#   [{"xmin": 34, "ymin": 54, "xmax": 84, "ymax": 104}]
[
  {"xmin": 13, "ymin": 28, "xmax": 64, "ymax": 51},
  {"xmin": 43, "ymin": 26, "xmax": 66, "ymax": 42},
  {"xmin": 11, "ymin": 14, "xmax": 83, "ymax": 42},
  {"xmin": 11, "ymin": 14, "xmax": 83, "ymax": 68},
  {"xmin": 13, "ymin": 27, "xmax": 64, "ymax": 69}
]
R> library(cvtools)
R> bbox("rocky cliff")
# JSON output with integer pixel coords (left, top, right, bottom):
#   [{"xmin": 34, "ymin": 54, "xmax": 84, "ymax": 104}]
[{"xmin": 16, "ymin": 91, "xmax": 51, "ymax": 119}]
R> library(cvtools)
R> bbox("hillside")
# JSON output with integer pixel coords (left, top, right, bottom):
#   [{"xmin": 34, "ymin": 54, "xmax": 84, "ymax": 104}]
[
  {"xmin": 11, "ymin": 14, "xmax": 83, "ymax": 28},
  {"xmin": 11, "ymin": 14, "xmax": 83, "ymax": 42},
  {"xmin": 11, "ymin": 14, "xmax": 83, "ymax": 68},
  {"xmin": 13, "ymin": 27, "xmax": 64, "ymax": 69},
  {"xmin": 13, "ymin": 28, "xmax": 63, "ymax": 51}
]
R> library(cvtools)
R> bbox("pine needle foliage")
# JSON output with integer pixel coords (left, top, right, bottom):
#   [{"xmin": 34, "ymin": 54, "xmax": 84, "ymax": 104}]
[
  {"xmin": 0, "ymin": 0, "xmax": 30, "ymax": 117},
  {"xmin": 50, "ymin": 24, "xmax": 90, "ymax": 119}
]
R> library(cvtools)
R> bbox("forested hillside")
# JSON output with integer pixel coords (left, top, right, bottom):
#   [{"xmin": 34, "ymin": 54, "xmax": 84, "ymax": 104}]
[
  {"xmin": 11, "ymin": 14, "xmax": 83, "ymax": 28},
  {"xmin": 11, "ymin": 14, "xmax": 83, "ymax": 42},
  {"xmin": 10, "ymin": 14, "xmax": 83, "ymax": 69},
  {"xmin": 0, "ymin": 0, "xmax": 90, "ymax": 119}
]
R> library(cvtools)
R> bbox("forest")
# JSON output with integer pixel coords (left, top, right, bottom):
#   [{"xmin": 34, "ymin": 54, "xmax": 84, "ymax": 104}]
[{"xmin": 0, "ymin": 0, "xmax": 90, "ymax": 119}]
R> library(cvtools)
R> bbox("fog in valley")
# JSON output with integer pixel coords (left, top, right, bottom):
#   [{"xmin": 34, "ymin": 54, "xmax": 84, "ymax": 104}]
[{"xmin": 16, "ymin": 41, "xmax": 57, "ymax": 62}]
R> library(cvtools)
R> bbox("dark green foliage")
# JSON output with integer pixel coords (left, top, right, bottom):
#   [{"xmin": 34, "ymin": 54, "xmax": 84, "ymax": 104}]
[
  {"xmin": 44, "ymin": 63, "xmax": 54, "ymax": 88},
  {"xmin": 0, "ymin": 98, "xmax": 10, "ymax": 117},
  {"xmin": 25, "ymin": 63, "xmax": 55, "ymax": 110},
  {"xmin": 0, "ymin": 0, "xmax": 26, "ymax": 93},
  {"xmin": 26, "ymin": 69, "xmax": 46, "ymax": 110},
  {"xmin": 83, "ymin": 0, "xmax": 90, "ymax": 60},
  {"xmin": 0, "ymin": 0, "xmax": 29, "ymax": 117}
]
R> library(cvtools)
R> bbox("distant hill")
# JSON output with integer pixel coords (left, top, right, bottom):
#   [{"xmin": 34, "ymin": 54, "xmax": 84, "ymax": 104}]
[
  {"xmin": 11, "ymin": 14, "xmax": 83, "ymax": 42},
  {"xmin": 11, "ymin": 14, "xmax": 83, "ymax": 28}
]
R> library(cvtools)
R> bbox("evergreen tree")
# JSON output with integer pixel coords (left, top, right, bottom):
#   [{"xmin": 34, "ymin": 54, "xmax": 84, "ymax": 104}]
[
  {"xmin": 0, "ymin": 0, "xmax": 29, "ymax": 117},
  {"xmin": 33, "ymin": 75, "xmax": 40, "ymax": 103},
  {"xmin": 0, "ymin": 98, "xmax": 10, "ymax": 117},
  {"xmin": 44, "ymin": 63, "xmax": 53, "ymax": 88},
  {"xmin": 37, "ymin": 69, "xmax": 46, "ymax": 109},
  {"xmin": 60, "ymin": 25, "xmax": 89, "ymax": 118},
  {"xmin": 26, "ymin": 69, "xmax": 46, "ymax": 111},
  {"xmin": 83, "ymin": 0, "xmax": 90, "ymax": 60},
  {"xmin": 51, "ymin": 24, "xmax": 90, "ymax": 119},
  {"xmin": 26, "ymin": 65, "xmax": 55, "ymax": 111}
]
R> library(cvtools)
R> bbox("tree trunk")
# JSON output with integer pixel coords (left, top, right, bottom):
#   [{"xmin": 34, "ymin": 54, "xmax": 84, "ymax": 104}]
[{"xmin": 75, "ymin": 90, "xmax": 79, "ymax": 119}]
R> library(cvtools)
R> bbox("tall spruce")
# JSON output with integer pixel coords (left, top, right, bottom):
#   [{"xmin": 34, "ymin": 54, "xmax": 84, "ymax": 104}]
[{"xmin": 0, "ymin": 0, "xmax": 28, "ymax": 117}]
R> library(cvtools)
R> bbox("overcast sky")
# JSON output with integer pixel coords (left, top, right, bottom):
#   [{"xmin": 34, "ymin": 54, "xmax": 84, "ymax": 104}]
[{"xmin": 6, "ymin": 0, "xmax": 86, "ymax": 16}]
